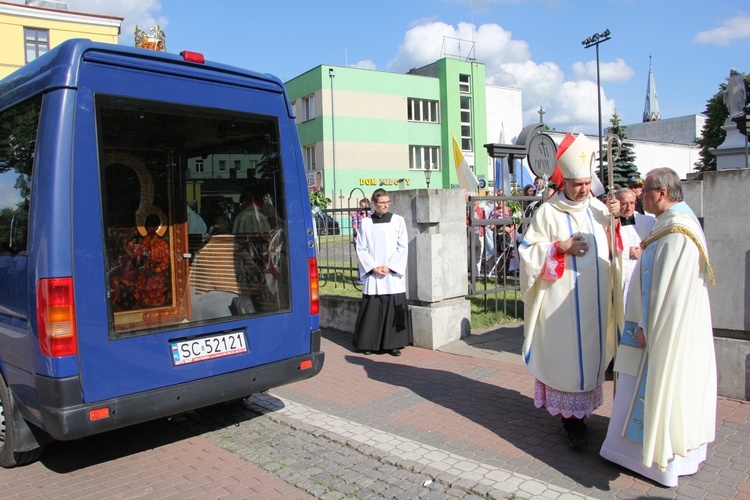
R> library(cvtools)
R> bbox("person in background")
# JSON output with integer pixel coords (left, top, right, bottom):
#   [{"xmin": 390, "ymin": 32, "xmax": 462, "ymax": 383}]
[
  {"xmin": 628, "ymin": 176, "xmax": 645, "ymax": 214},
  {"xmin": 187, "ymin": 202, "xmax": 207, "ymax": 234},
  {"xmin": 465, "ymin": 190, "xmax": 486, "ymax": 275},
  {"xmin": 233, "ymin": 190, "xmax": 271, "ymax": 234},
  {"xmin": 601, "ymin": 167, "xmax": 716, "ymax": 487},
  {"xmin": 209, "ymin": 214, "xmax": 231, "ymax": 235},
  {"xmin": 614, "ymin": 188, "xmax": 654, "ymax": 300},
  {"xmin": 518, "ymin": 133, "xmax": 620, "ymax": 448},
  {"xmin": 488, "ymin": 190, "xmax": 514, "ymax": 276},
  {"xmin": 351, "ymin": 198, "xmax": 370, "ymax": 243},
  {"xmin": 352, "ymin": 189, "xmax": 411, "ymax": 357},
  {"xmin": 534, "ymin": 176, "xmax": 544, "ymax": 195}
]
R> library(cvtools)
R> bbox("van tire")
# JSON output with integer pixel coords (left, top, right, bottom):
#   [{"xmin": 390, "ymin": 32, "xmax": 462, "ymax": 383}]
[{"xmin": 0, "ymin": 375, "xmax": 43, "ymax": 468}]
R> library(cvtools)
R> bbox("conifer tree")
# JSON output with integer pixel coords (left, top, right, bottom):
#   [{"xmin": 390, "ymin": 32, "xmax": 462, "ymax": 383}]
[
  {"xmin": 695, "ymin": 71, "xmax": 749, "ymax": 172},
  {"xmin": 599, "ymin": 112, "xmax": 640, "ymax": 189}
]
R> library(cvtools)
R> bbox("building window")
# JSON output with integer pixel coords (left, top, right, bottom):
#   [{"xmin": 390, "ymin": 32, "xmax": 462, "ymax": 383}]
[
  {"xmin": 304, "ymin": 145, "xmax": 316, "ymax": 171},
  {"xmin": 233, "ymin": 160, "xmax": 242, "ymax": 171},
  {"xmin": 218, "ymin": 160, "xmax": 226, "ymax": 172},
  {"xmin": 459, "ymin": 74, "xmax": 471, "ymax": 93},
  {"xmin": 407, "ymin": 98, "xmax": 440, "ymax": 123},
  {"xmin": 195, "ymin": 159, "xmax": 204, "ymax": 173},
  {"xmin": 409, "ymin": 146, "xmax": 441, "ymax": 171},
  {"xmin": 303, "ymin": 95, "xmax": 316, "ymax": 121},
  {"xmin": 460, "ymin": 96, "xmax": 472, "ymax": 151},
  {"xmin": 24, "ymin": 28, "xmax": 49, "ymax": 63}
]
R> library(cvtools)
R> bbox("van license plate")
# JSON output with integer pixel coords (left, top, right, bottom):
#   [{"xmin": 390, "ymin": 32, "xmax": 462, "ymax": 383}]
[{"xmin": 170, "ymin": 331, "xmax": 247, "ymax": 365}]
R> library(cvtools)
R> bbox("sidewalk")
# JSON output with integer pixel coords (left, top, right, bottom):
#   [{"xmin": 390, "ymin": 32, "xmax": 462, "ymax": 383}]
[
  {"xmin": 0, "ymin": 326, "xmax": 747, "ymax": 499},
  {"xmin": 260, "ymin": 327, "xmax": 750, "ymax": 499}
]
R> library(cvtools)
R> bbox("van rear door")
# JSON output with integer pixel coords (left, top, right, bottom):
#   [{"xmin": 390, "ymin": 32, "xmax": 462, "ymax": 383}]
[{"xmin": 69, "ymin": 48, "xmax": 316, "ymax": 403}]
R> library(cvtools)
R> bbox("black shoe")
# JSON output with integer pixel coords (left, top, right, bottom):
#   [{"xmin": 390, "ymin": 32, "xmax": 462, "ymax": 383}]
[
  {"xmin": 362, "ymin": 350, "xmax": 372, "ymax": 355},
  {"xmin": 605, "ymin": 359, "xmax": 615, "ymax": 381},
  {"xmin": 561, "ymin": 417, "xmax": 588, "ymax": 447},
  {"xmin": 388, "ymin": 349, "xmax": 401, "ymax": 357}
]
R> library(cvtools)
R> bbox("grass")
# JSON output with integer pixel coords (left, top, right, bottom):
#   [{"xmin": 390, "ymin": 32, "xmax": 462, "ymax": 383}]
[
  {"xmin": 317, "ymin": 266, "xmax": 523, "ymax": 329},
  {"xmin": 467, "ymin": 283, "xmax": 524, "ymax": 328},
  {"xmin": 318, "ymin": 268, "xmax": 362, "ymax": 298}
]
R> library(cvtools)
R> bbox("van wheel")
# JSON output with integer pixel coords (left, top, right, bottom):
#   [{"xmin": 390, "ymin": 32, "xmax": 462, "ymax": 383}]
[{"xmin": 0, "ymin": 375, "xmax": 43, "ymax": 468}]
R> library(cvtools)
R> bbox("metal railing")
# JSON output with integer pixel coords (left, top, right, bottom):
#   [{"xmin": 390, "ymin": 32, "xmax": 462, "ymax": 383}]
[
  {"xmin": 466, "ymin": 194, "xmax": 541, "ymax": 322},
  {"xmin": 314, "ymin": 192, "xmax": 543, "ymax": 324},
  {"xmin": 315, "ymin": 193, "xmax": 368, "ymax": 292}
]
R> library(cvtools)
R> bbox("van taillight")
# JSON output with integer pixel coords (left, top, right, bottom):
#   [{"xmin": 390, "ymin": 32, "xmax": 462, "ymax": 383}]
[
  {"xmin": 308, "ymin": 258, "xmax": 319, "ymax": 315},
  {"xmin": 37, "ymin": 277, "xmax": 78, "ymax": 357}
]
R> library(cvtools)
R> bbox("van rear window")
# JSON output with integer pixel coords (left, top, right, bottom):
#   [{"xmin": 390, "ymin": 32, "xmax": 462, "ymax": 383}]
[{"xmin": 97, "ymin": 95, "xmax": 290, "ymax": 335}]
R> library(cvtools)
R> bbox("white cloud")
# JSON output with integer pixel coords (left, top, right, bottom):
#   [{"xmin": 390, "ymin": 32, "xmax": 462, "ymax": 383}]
[
  {"xmin": 547, "ymin": 80, "xmax": 615, "ymax": 131},
  {"xmin": 351, "ymin": 60, "xmax": 377, "ymax": 70},
  {"xmin": 67, "ymin": 0, "xmax": 166, "ymax": 45},
  {"xmin": 388, "ymin": 20, "xmax": 620, "ymax": 131},
  {"xmin": 572, "ymin": 58, "xmax": 634, "ymax": 84},
  {"xmin": 694, "ymin": 15, "xmax": 750, "ymax": 46},
  {"xmin": 388, "ymin": 21, "xmax": 530, "ymax": 73},
  {"xmin": 387, "ymin": 21, "xmax": 457, "ymax": 72}
]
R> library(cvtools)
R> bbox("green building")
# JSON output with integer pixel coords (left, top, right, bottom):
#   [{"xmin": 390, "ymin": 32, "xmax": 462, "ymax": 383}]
[{"xmin": 285, "ymin": 58, "xmax": 488, "ymax": 207}]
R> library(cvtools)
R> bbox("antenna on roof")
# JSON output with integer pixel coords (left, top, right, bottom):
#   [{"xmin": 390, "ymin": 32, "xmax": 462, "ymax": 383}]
[{"xmin": 440, "ymin": 36, "xmax": 476, "ymax": 62}]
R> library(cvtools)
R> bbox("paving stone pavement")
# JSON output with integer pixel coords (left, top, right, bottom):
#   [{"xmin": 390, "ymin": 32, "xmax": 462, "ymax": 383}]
[
  {"xmin": 0, "ymin": 326, "xmax": 748, "ymax": 499},
  {"xmin": 256, "ymin": 327, "xmax": 750, "ymax": 499}
]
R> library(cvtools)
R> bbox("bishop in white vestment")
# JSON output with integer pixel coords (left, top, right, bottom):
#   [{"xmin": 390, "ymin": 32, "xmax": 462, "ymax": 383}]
[
  {"xmin": 518, "ymin": 133, "xmax": 619, "ymax": 447},
  {"xmin": 601, "ymin": 168, "xmax": 716, "ymax": 487}
]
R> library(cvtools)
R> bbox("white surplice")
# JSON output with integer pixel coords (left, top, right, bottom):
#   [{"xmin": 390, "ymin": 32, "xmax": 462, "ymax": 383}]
[
  {"xmin": 618, "ymin": 212, "xmax": 655, "ymax": 300},
  {"xmin": 356, "ymin": 212, "xmax": 408, "ymax": 295}
]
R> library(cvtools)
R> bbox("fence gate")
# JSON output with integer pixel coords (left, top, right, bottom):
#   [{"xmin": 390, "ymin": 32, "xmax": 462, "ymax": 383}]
[{"xmin": 467, "ymin": 193, "xmax": 542, "ymax": 323}]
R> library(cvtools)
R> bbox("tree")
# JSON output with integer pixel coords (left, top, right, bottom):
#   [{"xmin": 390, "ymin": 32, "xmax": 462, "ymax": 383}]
[
  {"xmin": 600, "ymin": 112, "xmax": 640, "ymax": 189},
  {"xmin": 695, "ymin": 71, "xmax": 750, "ymax": 172}
]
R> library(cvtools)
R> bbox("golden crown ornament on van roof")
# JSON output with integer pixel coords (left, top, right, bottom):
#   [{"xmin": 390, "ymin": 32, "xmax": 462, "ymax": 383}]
[{"xmin": 134, "ymin": 25, "xmax": 166, "ymax": 52}]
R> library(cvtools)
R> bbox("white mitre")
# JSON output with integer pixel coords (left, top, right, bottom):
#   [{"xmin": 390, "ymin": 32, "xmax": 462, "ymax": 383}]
[{"xmin": 557, "ymin": 133, "xmax": 596, "ymax": 179}]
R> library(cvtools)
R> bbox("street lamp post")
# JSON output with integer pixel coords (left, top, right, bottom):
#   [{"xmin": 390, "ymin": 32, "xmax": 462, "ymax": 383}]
[
  {"xmin": 582, "ymin": 29, "xmax": 611, "ymax": 185},
  {"xmin": 329, "ymin": 68, "xmax": 337, "ymax": 208},
  {"xmin": 423, "ymin": 162, "xmax": 432, "ymax": 188}
]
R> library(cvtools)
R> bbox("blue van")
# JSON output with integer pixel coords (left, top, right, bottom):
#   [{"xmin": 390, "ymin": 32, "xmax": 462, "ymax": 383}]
[{"xmin": 0, "ymin": 39, "xmax": 323, "ymax": 466}]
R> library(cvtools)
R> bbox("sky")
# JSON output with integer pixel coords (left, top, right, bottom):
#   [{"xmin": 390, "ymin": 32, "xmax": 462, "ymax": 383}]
[{"xmin": 16, "ymin": 0, "xmax": 750, "ymax": 134}]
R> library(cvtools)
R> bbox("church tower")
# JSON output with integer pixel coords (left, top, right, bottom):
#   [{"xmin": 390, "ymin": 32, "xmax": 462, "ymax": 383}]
[{"xmin": 643, "ymin": 56, "xmax": 661, "ymax": 122}]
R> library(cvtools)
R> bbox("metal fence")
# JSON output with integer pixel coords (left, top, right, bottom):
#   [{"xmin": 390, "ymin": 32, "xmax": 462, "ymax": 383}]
[
  {"xmin": 466, "ymin": 194, "xmax": 541, "ymax": 323},
  {"xmin": 314, "ymin": 192, "xmax": 542, "ymax": 324},
  {"xmin": 314, "ymin": 193, "xmax": 369, "ymax": 292}
]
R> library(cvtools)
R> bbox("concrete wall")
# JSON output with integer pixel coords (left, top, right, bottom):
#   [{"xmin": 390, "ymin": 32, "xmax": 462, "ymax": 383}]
[
  {"xmin": 319, "ymin": 175, "xmax": 750, "ymax": 400},
  {"xmin": 624, "ymin": 115, "xmax": 705, "ymax": 145},
  {"xmin": 683, "ymin": 168, "xmax": 750, "ymax": 400},
  {"xmin": 319, "ymin": 189, "xmax": 471, "ymax": 350}
]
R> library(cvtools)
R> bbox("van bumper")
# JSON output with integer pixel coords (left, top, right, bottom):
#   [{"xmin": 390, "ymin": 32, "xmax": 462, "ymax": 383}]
[{"xmin": 34, "ymin": 350, "xmax": 324, "ymax": 441}]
